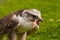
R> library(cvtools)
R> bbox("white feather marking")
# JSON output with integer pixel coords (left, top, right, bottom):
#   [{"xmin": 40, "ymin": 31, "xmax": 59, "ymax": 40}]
[{"xmin": 12, "ymin": 14, "xmax": 19, "ymax": 21}]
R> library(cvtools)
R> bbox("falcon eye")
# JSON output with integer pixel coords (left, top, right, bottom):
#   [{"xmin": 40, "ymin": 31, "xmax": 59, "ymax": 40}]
[
  {"xmin": 32, "ymin": 15, "xmax": 38, "ymax": 19},
  {"xmin": 31, "ymin": 15, "xmax": 38, "ymax": 22}
]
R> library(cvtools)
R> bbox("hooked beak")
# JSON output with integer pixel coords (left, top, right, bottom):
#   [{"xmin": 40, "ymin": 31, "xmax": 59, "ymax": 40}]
[
  {"xmin": 35, "ymin": 18, "xmax": 43, "ymax": 25},
  {"xmin": 38, "ymin": 18, "xmax": 43, "ymax": 22}
]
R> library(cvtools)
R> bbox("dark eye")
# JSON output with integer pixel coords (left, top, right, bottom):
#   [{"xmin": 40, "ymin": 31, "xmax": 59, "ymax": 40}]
[
  {"xmin": 31, "ymin": 15, "xmax": 38, "ymax": 21},
  {"xmin": 32, "ymin": 15, "xmax": 38, "ymax": 19}
]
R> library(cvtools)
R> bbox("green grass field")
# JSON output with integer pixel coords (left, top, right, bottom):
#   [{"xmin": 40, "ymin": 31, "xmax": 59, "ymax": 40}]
[{"xmin": 0, "ymin": 0, "xmax": 60, "ymax": 40}]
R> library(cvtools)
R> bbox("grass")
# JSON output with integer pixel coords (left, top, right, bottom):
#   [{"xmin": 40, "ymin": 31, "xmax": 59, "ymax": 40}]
[{"xmin": 0, "ymin": 0, "xmax": 60, "ymax": 40}]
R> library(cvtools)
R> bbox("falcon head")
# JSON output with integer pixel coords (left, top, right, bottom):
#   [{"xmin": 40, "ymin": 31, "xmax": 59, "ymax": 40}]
[
  {"xmin": 21, "ymin": 9, "xmax": 43, "ymax": 27},
  {"xmin": 13, "ymin": 9, "xmax": 43, "ymax": 33}
]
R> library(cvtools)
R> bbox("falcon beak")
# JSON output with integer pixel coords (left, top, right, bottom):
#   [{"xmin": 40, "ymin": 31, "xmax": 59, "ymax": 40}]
[
  {"xmin": 38, "ymin": 18, "xmax": 43, "ymax": 22},
  {"xmin": 35, "ymin": 17, "xmax": 43, "ymax": 25}
]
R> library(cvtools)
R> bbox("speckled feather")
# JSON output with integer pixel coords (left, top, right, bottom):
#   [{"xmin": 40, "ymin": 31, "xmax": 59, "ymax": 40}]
[{"xmin": 0, "ymin": 10, "xmax": 24, "ymax": 34}]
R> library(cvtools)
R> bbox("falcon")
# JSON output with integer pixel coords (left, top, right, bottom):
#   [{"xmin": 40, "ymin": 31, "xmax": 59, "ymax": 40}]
[{"xmin": 0, "ymin": 9, "xmax": 43, "ymax": 40}]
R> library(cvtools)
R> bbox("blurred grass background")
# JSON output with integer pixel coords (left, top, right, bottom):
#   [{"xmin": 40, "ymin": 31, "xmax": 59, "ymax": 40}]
[{"xmin": 0, "ymin": 0, "xmax": 60, "ymax": 40}]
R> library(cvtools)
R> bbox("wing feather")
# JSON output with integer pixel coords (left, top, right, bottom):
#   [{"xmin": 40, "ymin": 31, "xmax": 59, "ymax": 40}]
[{"xmin": 0, "ymin": 13, "xmax": 19, "ymax": 34}]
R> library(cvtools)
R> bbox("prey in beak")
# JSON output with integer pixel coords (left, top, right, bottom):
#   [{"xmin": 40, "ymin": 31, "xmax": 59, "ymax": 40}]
[{"xmin": 35, "ymin": 18, "xmax": 43, "ymax": 25}]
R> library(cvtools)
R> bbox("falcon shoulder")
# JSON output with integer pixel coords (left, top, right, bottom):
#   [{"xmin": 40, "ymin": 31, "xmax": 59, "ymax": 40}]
[{"xmin": 0, "ymin": 10, "xmax": 23, "ymax": 34}]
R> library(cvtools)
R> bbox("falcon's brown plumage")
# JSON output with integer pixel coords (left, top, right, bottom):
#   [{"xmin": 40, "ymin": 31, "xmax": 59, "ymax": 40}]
[{"xmin": 0, "ymin": 10, "xmax": 23, "ymax": 34}]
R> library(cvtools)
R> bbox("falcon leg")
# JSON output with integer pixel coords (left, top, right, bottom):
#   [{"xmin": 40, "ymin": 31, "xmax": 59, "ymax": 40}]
[
  {"xmin": 8, "ymin": 31, "xmax": 16, "ymax": 40},
  {"xmin": 18, "ymin": 32, "xmax": 27, "ymax": 40}
]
